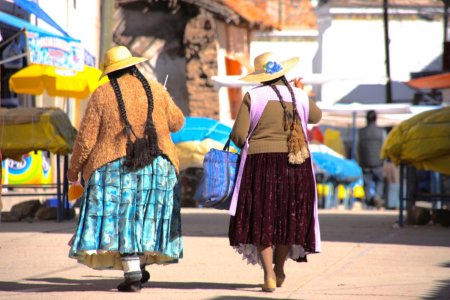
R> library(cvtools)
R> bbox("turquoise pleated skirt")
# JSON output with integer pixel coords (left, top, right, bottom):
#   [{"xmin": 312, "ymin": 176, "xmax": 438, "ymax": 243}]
[{"xmin": 69, "ymin": 156, "xmax": 182, "ymax": 270}]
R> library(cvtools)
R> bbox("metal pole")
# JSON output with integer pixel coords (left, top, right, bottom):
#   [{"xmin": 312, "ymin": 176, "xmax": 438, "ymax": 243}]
[
  {"xmin": 443, "ymin": 0, "xmax": 450, "ymax": 70},
  {"xmin": 445, "ymin": 1, "xmax": 449, "ymax": 43},
  {"xmin": 383, "ymin": 0, "xmax": 393, "ymax": 103},
  {"xmin": 399, "ymin": 163, "xmax": 404, "ymax": 227},
  {"xmin": 351, "ymin": 111, "xmax": 357, "ymax": 159},
  {"xmin": 63, "ymin": 155, "xmax": 69, "ymax": 220},
  {"xmin": 278, "ymin": 0, "xmax": 283, "ymax": 28},
  {"xmin": 56, "ymin": 154, "xmax": 62, "ymax": 222},
  {"xmin": 100, "ymin": 0, "xmax": 115, "ymax": 65}
]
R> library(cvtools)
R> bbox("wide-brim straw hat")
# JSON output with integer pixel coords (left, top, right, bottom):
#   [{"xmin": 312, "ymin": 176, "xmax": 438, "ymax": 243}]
[
  {"xmin": 100, "ymin": 46, "xmax": 148, "ymax": 79},
  {"xmin": 240, "ymin": 52, "xmax": 299, "ymax": 83}
]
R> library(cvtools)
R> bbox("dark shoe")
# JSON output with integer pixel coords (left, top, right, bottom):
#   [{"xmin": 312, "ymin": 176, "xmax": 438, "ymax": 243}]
[
  {"xmin": 275, "ymin": 275, "xmax": 286, "ymax": 287},
  {"xmin": 141, "ymin": 269, "xmax": 150, "ymax": 283},
  {"xmin": 273, "ymin": 267, "xmax": 286, "ymax": 287},
  {"xmin": 117, "ymin": 271, "xmax": 142, "ymax": 292},
  {"xmin": 117, "ymin": 279, "xmax": 141, "ymax": 292}
]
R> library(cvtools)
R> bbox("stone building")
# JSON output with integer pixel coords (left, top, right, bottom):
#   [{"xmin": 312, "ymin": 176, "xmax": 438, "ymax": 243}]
[{"xmin": 114, "ymin": 0, "xmax": 276, "ymax": 119}]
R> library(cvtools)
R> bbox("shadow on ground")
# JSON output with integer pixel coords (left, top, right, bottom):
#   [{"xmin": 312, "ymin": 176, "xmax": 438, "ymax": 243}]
[
  {"xmin": 182, "ymin": 211, "xmax": 450, "ymax": 248},
  {"xmin": 0, "ymin": 277, "xmax": 258, "ymax": 293},
  {"xmin": 422, "ymin": 279, "xmax": 450, "ymax": 300},
  {"xmin": 209, "ymin": 297, "xmax": 281, "ymax": 300},
  {"xmin": 1, "ymin": 210, "xmax": 449, "ymax": 247}
]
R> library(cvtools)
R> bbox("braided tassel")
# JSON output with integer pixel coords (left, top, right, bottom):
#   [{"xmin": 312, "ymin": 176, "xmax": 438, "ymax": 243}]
[{"xmin": 287, "ymin": 116, "xmax": 309, "ymax": 165}]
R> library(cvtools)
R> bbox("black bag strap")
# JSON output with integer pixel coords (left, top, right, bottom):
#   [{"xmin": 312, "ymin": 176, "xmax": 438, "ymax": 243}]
[{"xmin": 223, "ymin": 136, "xmax": 232, "ymax": 151}]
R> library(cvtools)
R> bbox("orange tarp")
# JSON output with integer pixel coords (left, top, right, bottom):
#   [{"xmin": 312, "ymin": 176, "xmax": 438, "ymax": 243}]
[{"xmin": 406, "ymin": 73, "xmax": 450, "ymax": 90}]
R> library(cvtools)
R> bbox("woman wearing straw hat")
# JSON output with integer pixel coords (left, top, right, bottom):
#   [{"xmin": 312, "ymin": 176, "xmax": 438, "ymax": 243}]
[
  {"xmin": 67, "ymin": 46, "xmax": 185, "ymax": 292},
  {"xmin": 228, "ymin": 52, "xmax": 322, "ymax": 292}
]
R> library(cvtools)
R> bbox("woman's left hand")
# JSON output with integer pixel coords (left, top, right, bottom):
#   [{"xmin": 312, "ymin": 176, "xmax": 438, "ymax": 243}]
[{"xmin": 67, "ymin": 170, "xmax": 79, "ymax": 183}]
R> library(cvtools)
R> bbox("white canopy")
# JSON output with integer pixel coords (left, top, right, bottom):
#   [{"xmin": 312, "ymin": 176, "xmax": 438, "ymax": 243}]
[
  {"xmin": 211, "ymin": 74, "xmax": 383, "ymax": 88},
  {"xmin": 317, "ymin": 102, "xmax": 441, "ymax": 128},
  {"xmin": 211, "ymin": 74, "xmax": 442, "ymax": 128}
]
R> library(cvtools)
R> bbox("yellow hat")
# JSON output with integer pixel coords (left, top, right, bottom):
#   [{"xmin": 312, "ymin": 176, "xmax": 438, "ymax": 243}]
[
  {"xmin": 240, "ymin": 52, "xmax": 299, "ymax": 83},
  {"xmin": 100, "ymin": 46, "xmax": 148, "ymax": 79}
]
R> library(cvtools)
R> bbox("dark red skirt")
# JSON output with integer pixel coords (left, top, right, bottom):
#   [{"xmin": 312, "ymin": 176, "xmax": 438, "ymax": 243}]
[{"xmin": 229, "ymin": 153, "xmax": 317, "ymax": 255}]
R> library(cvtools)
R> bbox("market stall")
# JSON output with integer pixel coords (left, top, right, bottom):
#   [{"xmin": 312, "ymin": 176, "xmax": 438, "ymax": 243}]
[
  {"xmin": 382, "ymin": 106, "xmax": 450, "ymax": 226},
  {"xmin": 309, "ymin": 143, "xmax": 363, "ymax": 209},
  {"xmin": 0, "ymin": 1, "xmax": 106, "ymax": 221},
  {"xmin": 0, "ymin": 107, "xmax": 77, "ymax": 221}
]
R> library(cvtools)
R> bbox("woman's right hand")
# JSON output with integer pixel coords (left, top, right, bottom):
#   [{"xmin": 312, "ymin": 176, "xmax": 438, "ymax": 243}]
[{"xmin": 290, "ymin": 77, "xmax": 304, "ymax": 89}]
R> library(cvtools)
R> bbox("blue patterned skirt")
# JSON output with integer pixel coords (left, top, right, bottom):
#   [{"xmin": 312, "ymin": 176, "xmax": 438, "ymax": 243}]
[{"xmin": 69, "ymin": 156, "xmax": 182, "ymax": 270}]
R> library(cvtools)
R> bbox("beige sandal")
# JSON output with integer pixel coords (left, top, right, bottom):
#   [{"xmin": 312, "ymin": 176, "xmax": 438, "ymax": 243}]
[{"xmin": 261, "ymin": 278, "xmax": 276, "ymax": 292}]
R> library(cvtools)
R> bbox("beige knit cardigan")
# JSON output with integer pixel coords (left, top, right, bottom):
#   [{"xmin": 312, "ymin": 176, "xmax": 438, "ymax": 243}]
[{"xmin": 67, "ymin": 74, "xmax": 185, "ymax": 182}]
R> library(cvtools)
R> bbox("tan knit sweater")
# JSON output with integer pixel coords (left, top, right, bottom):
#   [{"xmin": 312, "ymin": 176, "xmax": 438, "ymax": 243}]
[
  {"xmin": 67, "ymin": 74, "xmax": 185, "ymax": 182},
  {"xmin": 231, "ymin": 83, "xmax": 322, "ymax": 154}
]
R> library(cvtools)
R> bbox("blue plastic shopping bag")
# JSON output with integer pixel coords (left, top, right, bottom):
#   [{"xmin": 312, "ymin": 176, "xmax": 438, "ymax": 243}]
[{"xmin": 194, "ymin": 138, "xmax": 239, "ymax": 210}]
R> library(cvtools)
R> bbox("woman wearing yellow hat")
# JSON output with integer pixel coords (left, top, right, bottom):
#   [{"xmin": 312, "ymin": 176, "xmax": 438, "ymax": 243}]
[
  {"xmin": 67, "ymin": 46, "xmax": 185, "ymax": 292},
  {"xmin": 228, "ymin": 52, "xmax": 322, "ymax": 292}
]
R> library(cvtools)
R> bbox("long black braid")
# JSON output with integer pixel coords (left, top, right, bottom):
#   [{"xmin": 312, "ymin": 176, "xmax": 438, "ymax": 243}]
[
  {"xmin": 264, "ymin": 75, "xmax": 297, "ymax": 131},
  {"xmin": 131, "ymin": 66, "xmax": 161, "ymax": 156},
  {"xmin": 110, "ymin": 73, "xmax": 132, "ymax": 136},
  {"xmin": 281, "ymin": 76, "xmax": 298, "ymax": 122},
  {"xmin": 109, "ymin": 66, "xmax": 162, "ymax": 171},
  {"xmin": 263, "ymin": 75, "xmax": 309, "ymax": 164}
]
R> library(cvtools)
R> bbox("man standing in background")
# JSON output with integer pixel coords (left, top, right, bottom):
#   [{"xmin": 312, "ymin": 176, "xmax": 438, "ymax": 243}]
[{"xmin": 357, "ymin": 110, "xmax": 386, "ymax": 208}]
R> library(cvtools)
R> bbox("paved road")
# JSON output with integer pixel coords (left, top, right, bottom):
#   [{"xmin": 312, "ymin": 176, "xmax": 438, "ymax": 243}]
[{"xmin": 0, "ymin": 209, "xmax": 449, "ymax": 299}]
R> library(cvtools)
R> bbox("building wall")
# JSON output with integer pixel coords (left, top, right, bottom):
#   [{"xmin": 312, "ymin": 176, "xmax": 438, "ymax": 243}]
[
  {"xmin": 215, "ymin": 20, "xmax": 252, "ymax": 123},
  {"xmin": 245, "ymin": 0, "xmax": 319, "ymax": 106},
  {"xmin": 319, "ymin": 15, "xmax": 443, "ymax": 104},
  {"xmin": 251, "ymin": 32, "xmax": 319, "ymax": 80},
  {"xmin": 252, "ymin": 0, "xmax": 317, "ymax": 29},
  {"xmin": 113, "ymin": 5, "xmax": 190, "ymax": 115},
  {"xmin": 183, "ymin": 9, "xmax": 219, "ymax": 119},
  {"xmin": 36, "ymin": 0, "xmax": 101, "ymax": 67},
  {"xmin": 113, "ymin": 4, "xmax": 224, "ymax": 118},
  {"xmin": 34, "ymin": 0, "xmax": 101, "ymax": 126}
]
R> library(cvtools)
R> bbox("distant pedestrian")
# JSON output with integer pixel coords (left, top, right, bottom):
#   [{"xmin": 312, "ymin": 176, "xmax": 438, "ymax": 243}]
[
  {"xmin": 357, "ymin": 110, "xmax": 386, "ymax": 208},
  {"xmin": 228, "ymin": 52, "xmax": 322, "ymax": 292},
  {"xmin": 67, "ymin": 46, "xmax": 185, "ymax": 292}
]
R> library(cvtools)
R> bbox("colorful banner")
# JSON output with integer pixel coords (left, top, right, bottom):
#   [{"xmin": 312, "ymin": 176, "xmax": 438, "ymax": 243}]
[
  {"xmin": 1, "ymin": 151, "xmax": 52, "ymax": 185},
  {"xmin": 26, "ymin": 31, "xmax": 84, "ymax": 71}
]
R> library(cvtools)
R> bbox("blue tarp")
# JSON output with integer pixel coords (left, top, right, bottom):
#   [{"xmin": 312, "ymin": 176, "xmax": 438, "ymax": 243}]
[
  {"xmin": 0, "ymin": 11, "xmax": 84, "ymax": 70},
  {"xmin": 171, "ymin": 117, "xmax": 363, "ymax": 182},
  {"xmin": 171, "ymin": 117, "xmax": 236, "ymax": 147},
  {"xmin": 311, "ymin": 151, "xmax": 362, "ymax": 183},
  {"xmin": 170, "ymin": 117, "xmax": 239, "ymax": 171},
  {"xmin": 1, "ymin": 2, "xmax": 95, "ymax": 67},
  {"xmin": 0, "ymin": 11, "xmax": 79, "ymax": 42},
  {"xmin": 13, "ymin": 0, "xmax": 71, "ymax": 37}
]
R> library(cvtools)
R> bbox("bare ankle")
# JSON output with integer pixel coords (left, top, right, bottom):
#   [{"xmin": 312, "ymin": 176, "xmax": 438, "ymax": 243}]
[
  {"xmin": 264, "ymin": 269, "xmax": 276, "ymax": 281},
  {"xmin": 273, "ymin": 266, "xmax": 285, "ymax": 277}
]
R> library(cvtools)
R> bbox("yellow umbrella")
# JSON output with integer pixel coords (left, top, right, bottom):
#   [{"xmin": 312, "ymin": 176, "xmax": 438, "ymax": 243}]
[{"xmin": 9, "ymin": 64, "xmax": 109, "ymax": 99}]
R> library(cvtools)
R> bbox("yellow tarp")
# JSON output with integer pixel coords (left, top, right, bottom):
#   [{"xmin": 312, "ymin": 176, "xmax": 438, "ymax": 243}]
[
  {"xmin": 9, "ymin": 64, "xmax": 109, "ymax": 99},
  {"xmin": 381, "ymin": 106, "xmax": 450, "ymax": 175},
  {"xmin": 0, "ymin": 107, "xmax": 77, "ymax": 160},
  {"xmin": 176, "ymin": 138, "xmax": 238, "ymax": 171}
]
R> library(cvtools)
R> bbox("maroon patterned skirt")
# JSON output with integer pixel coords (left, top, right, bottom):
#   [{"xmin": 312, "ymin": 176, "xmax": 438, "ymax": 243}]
[{"xmin": 228, "ymin": 152, "xmax": 317, "ymax": 258}]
